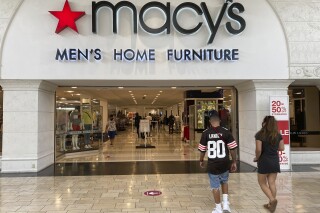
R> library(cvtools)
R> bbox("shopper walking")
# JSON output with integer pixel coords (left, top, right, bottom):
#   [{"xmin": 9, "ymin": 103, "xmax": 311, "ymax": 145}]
[
  {"xmin": 106, "ymin": 115, "xmax": 117, "ymax": 146},
  {"xmin": 134, "ymin": 112, "xmax": 142, "ymax": 138},
  {"xmin": 198, "ymin": 110, "xmax": 237, "ymax": 213},
  {"xmin": 254, "ymin": 116, "xmax": 284, "ymax": 213},
  {"xmin": 168, "ymin": 114, "xmax": 175, "ymax": 134}
]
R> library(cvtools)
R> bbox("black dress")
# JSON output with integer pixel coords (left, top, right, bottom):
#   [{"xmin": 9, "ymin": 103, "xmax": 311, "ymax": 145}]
[{"xmin": 255, "ymin": 133, "xmax": 282, "ymax": 174}]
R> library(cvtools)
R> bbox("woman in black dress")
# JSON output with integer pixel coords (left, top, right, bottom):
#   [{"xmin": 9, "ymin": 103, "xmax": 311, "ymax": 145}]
[{"xmin": 254, "ymin": 116, "xmax": 284, "ymax": 213}]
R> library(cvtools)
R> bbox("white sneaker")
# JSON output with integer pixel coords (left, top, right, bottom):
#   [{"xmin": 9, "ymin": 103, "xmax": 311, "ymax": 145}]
[
  {"xmin": 223, "ymin": 202, "xmax": 231, "ymax": 213},
  {"xmin": 84, "ymin": 145, "xmax": 89, "ymax": 149},
  {"xmin": 212, "ymin": 208, "xmax": 223, "ymax": 213},
  {"xmin": 88, "ymin": 145, "xmax": 92, "ymax": 148}
]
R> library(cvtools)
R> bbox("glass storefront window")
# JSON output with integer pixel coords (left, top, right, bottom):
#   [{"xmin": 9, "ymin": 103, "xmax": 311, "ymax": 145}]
[
  {"xmin": 187, "ymin": 89, "xmax": 235, "ymax": 144},
  {"xmin": 55, "ymin": 94, "xmax": 104, "ymax": 160},
  {"xmin": 289, "ymin": 87, "xmax": 320, "ymax": 150}
]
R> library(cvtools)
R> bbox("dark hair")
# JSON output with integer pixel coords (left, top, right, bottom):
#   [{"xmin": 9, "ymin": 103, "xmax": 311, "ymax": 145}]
[{"xmin": 256, "ymin": 116, "xmax": 279, "ymax": 145}]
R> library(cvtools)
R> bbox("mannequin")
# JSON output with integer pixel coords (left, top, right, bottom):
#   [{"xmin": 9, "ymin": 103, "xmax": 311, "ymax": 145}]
[
  {"xmin": 57, "ymin": 110, "xmax": 68, "ymax": 151},
  {"xmin": 69, "ymin": 108, "xmax": 81, "ymax": 150},
  {"xmin": 82, "ymin": 107, "xmax": 93, "ymax": 149},
  {"xmin": 219, "ymin": 107, "xmax": 231, "ymax": 129},
  {"xmin": 92, "ymin": 110, "xmax": 97, "ymax": 129},
  {"xmin": 174, "ymin": 114, "xmax": 180, "ymax": 131}
]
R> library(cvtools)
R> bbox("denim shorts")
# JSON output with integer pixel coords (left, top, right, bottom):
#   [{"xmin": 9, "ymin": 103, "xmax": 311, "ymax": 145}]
[
  {"xmin": 108, "ymin": 131, "xmax": 116, "ymax": 139},
  {"xmin": 208, "ymin": 171, "xmax": 229, "ymax": 190}
]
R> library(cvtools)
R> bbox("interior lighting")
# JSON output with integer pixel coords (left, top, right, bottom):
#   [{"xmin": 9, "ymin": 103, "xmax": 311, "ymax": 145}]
[
  {"xmin": 171, "ymin": 87, "xmax": 177, "ymax": 89},
  {"xmin": 129, "ymin": 91, "xmax": 132, "ymax": 93},
  {"xmin": 76, "ymin": 93, "xmax": 81, "ymax": 96},
  {"xmin": 66, "ymin": 91, "xmax": 74, "ymax": 93},
  {"xmin": 159, "ymin": 91, "xmax": 163, "ymax": 93},
  {"xmin": 216, "ymin": 87, "xmax": 222, "ymax": 89},
  {"xmin": 144, "ymin": 94, "xmax": 147, "ymax": 97},
  {"xmin": 157, "ymin": 94, "xmax": 160, "ymax": 95},
  {"xmin": 71, "ymin": 87, "xmax": 77, "ymax": 89},
  {"xmin": 60, "ymin": 97, "xmax": 66, "ymax": 100},
  {"xmin": 118, "ymin": 87, "xmax": 124, "ymax": 89}
]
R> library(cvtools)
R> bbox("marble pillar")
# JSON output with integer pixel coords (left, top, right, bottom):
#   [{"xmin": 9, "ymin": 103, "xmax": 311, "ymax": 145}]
[
  {"xmin": 235, "ymin": 80, "xmax": 293, "ymax": 167},
  {"xmin": 0, "ymin": 80, "xmax": 56, "ymax": 173}
]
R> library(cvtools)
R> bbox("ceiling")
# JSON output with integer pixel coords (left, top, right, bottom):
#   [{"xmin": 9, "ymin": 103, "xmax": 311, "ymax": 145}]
[{"xmin": 56, "ymin": 86, "xmax": 231, "ymax": 107}]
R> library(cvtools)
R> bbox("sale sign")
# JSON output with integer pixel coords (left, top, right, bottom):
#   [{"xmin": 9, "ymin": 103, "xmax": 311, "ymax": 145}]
[{"xmin": 270, "ymin": 96, "xmax": 291, "ymax": 171}]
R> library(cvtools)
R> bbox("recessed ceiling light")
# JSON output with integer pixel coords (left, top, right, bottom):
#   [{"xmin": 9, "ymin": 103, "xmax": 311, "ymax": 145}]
[
  {"xmin": 71, "ymin": 87, "xmax": 77, "ymax": 89},
  {"xmin": 171, "ymin": 87, "xmax": 176, "ymax": 89},
  {"xmin": 216, "ymin": 87, "xmax": 222, "ymax": 89},
  {"xmin": 118, "ymin": 87, "xmax": 124, "ymax": 89},
  {"xmin": 76, "ymin": 93, "xmax": 81, "ymax": 96},
  {"xmin": 65, "ymin": 91, "xmax": 74, "ymax": 93},
  {"xmin": 60, "ymin": 97, "xmax": 66, "ymax": 100},
  {"xmin": 157, "ymin": 94, "xmax": 160, "ymax": 95},
  {"xmin": 144, "ymin": 94, "xmax": 147, "ymax": 97},
  {"xmin": 129, "ymin": 91, "xmax": 132, "ymax": 93},
  {"xmin": 159, "ymin": 91, "xmax": 163, "ymax": 93}
]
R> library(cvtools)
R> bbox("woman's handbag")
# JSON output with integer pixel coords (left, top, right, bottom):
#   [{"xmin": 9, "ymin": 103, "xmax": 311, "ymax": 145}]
[{"xmin": 103, "ymin": 132, "xmax": 109, "ymax": 142}]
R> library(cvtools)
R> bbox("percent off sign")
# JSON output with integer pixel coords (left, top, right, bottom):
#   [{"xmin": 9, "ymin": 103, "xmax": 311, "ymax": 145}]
[{"xmin": 271, "ymin": 100, "xmax": 287, "ymax": 113}]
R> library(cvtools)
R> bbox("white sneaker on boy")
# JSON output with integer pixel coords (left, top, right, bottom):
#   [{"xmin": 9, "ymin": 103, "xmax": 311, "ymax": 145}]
[{"xmin": 223, "ymin": 202, "xmax": 231, "ymax": 213}]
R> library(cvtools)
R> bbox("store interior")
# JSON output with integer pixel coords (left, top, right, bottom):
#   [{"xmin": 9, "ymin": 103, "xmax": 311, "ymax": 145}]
[{"xmin": 54, "ymin": 86, "xmax": 236, "ymax": 163}]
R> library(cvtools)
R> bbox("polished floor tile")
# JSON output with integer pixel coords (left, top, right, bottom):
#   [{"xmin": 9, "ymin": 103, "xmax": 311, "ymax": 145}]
[
  {"xmin": 1, "ymin": 172, "xmax": 320, "ymax": 212},
  {"xmin": 1, "ymin": 127, "xmax": 319, "ymax": 212},
  {"xmin": 57, "ymin": 128, "xmax": 201, "ymax": 163}
]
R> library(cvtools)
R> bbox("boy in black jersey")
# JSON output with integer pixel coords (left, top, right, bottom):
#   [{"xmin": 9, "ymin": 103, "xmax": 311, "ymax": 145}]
[{"xmin": 198, "ymin": 110, "xmax": 237, "ymax": 213}]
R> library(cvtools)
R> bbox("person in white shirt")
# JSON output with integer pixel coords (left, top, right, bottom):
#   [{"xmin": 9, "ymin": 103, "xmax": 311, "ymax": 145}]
[
  {"xmin": 106, "ymin": 115, "xmax": 117, "ymax": 146},
  {"xmin": 146, "ymin": 113, "xmax": 152, "ymax": 136}
]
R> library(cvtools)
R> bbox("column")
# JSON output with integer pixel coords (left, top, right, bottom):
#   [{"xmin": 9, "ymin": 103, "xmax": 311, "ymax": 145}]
[
  {"xmin": 235, "ymin": 80, "xmax": 293, "ymax": 167},
  {"xmin": 0, "ymin": 80, "xmax": 56, "ymax": 173}
]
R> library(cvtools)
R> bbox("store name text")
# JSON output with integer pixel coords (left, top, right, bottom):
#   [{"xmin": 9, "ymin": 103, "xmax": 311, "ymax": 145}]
[{"xmin": 92, "ymin": 0, "xmax": 246, "ymax": 44}]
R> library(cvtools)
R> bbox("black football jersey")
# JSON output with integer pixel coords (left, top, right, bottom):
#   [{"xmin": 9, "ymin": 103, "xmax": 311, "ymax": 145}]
[{"xmin": 198, "ymin": 126, "xmax": 237, "ymax": 174}]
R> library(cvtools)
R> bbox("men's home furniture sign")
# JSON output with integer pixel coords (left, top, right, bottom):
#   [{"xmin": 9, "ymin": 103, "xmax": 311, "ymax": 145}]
[{"xmin": 270, "ymin": 96, "xmax": 291, "ymax": 171}]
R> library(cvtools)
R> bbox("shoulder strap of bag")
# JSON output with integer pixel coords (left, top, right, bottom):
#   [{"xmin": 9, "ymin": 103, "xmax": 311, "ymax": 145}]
[{"xmin": 212, "ymin": 127, "xmax": 226, "ymax": 144}]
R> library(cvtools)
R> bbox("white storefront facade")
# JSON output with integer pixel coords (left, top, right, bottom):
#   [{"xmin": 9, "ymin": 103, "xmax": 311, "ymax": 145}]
[{"xmin": 0, "ymin": 0, "xmax": 319, "ymax": 173}]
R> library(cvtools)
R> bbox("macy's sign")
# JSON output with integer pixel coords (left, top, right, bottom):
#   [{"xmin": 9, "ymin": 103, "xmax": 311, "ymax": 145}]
[{"xmin": 50, "ymin": 0, "xmax": 246, "ymax": 45}]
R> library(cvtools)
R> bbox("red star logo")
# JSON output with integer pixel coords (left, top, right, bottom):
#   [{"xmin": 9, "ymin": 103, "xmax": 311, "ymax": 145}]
[{"xmin": 49, "ymin": 0, "xmax": 85, "ymax": 34}]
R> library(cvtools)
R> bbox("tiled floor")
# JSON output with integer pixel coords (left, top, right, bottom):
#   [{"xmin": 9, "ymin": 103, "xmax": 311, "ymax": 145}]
[
  {"xmin": 1, "ymin": 128, "xmax": 320, "ymax": 212},
  {"xmin": 1, "ymin": 172, "xmax": 320, "ymax": 212},
  {"xmin": 57, "ymin": 127, "xmax": 200, "ymax": 163}
]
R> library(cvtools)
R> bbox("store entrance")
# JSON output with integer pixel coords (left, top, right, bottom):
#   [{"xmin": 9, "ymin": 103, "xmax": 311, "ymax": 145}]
[{"xmin": 54, "ymin": 87, "xmax": 238, "ymax": 163}]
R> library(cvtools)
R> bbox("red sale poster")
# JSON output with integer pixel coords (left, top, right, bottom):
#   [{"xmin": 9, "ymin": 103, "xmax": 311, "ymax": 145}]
[{"xmin": 270, "ymin": 96, "xmax": 291, "ymax": 171}]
